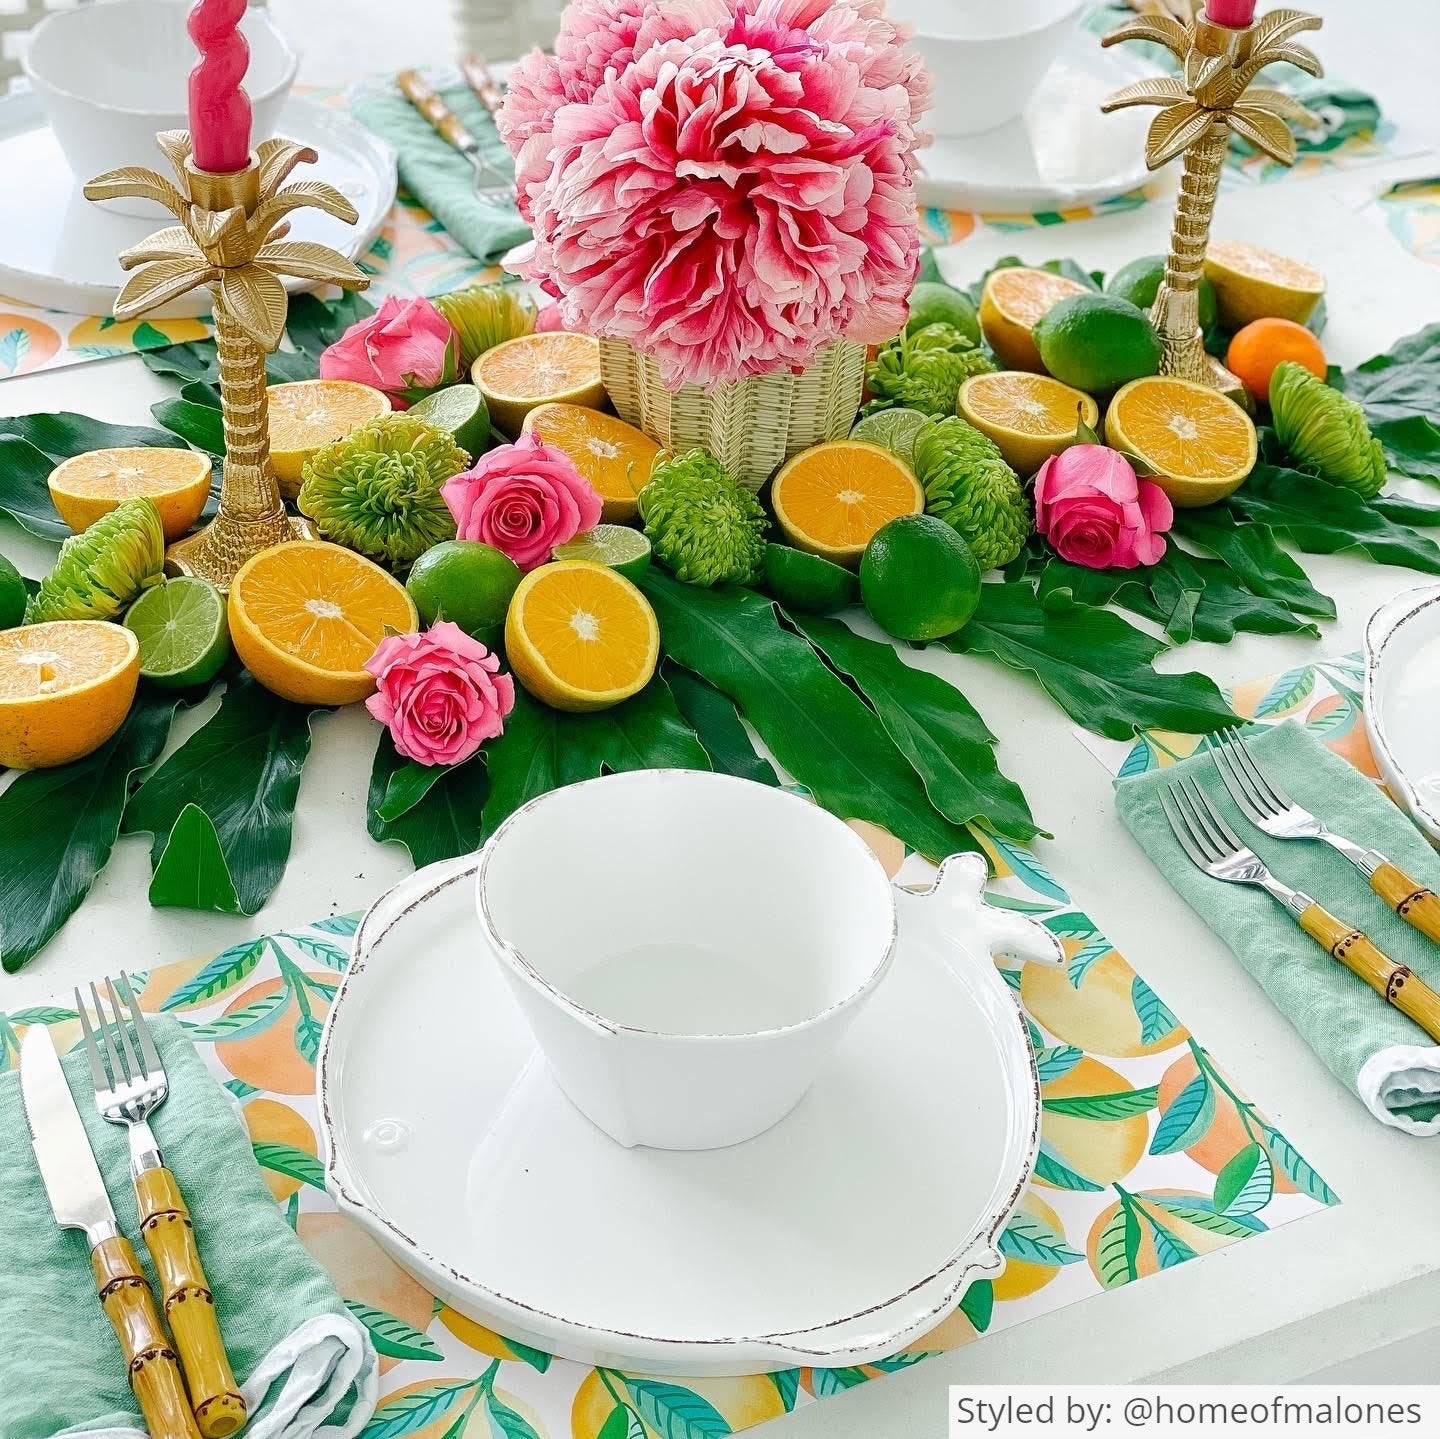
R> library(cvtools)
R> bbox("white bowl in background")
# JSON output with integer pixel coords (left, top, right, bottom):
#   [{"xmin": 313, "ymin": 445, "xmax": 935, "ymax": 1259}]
[
  {"xmin": 24, "ymin": 0, "xmax": 297, "ymax": 213},
  {"xmin": 892, "ymin": 0, "xmax": 1088, "ymax": 138}
]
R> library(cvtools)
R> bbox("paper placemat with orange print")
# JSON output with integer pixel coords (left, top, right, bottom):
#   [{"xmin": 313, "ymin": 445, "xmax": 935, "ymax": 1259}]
[{"xmin": 1, "ymin": 826, "xmax": 1337, "ymax": 1439}]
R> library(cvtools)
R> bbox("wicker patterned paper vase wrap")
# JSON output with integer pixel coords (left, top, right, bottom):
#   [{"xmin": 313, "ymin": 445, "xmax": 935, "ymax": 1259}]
[{"xmin": 599, "ymin": 337, "xmax": 867, "ymax": 493}]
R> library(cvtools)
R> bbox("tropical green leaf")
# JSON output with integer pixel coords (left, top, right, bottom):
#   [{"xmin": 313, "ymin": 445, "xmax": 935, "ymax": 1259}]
[
  {"xmin": 6, "ymin": 1006, "xmax": 76, "ymax": 1025},
  {"xmin": 181, "ymin": 988, "xmax": 288, "ymax": 1041},
  {"xmin": 313, "ymin": 914, "xmax": 360, "ymax": 936},
  {"xmin": 484, "ymin": 1389, "xmax": 540, "ymax": 1439},
  {"xmin": 1045, "ymin": 912, "xmax": 1100, "ymax": 938},
  {"xmin": 0, "ymin": 436, "xmax": 79, "ymax": 539},
  {"xmin": 1132, "ymin": 975, "xmax": 1179, "ymax": 1045},
  {"xmin": 1146, "ymin": 1213, "xmax": 1197, "ymax": 1269},
  {"xmin": 0, "ymin": 691, "xmax": 182, "ymax": 973},
  {"xmin": 360, "ymin": 1382, "xmax": 472, "ymax": 1439},
  {"xmin": 124, "ymin": 675, "xmax": 321, "ymax": 914},
  {"xmin": 622, "ymin": 1379, "xmax": 733, "ymax": 1439},
  {"xmin": 794, "ymin": 614, "xmax": 1043, "ymax": 842},
  {"xmin": 1263, "ymin": 1125, "xmax": 1339, "ymax": 1204},
  {"xmin": 151, "ymin": 390, "xmax": 226, "ymax": 457},
  {"xmin": 594, "ymin": 1405, "xmax": 642, "ymax": 1439},
  {"xmin": 999, "ymin": 1211, "xmax": 1084, "ymax": 1266},
  {"xmin": 1149, "ymin": 1071, "xmax": 1215, "ymax": 1154},
  {"xmin": 376, "ymin": 759, "xmax": 448, "ymax": 823},
  {"xmin": 367, "ymin": 735, "xmax": 490, "ymax": 868},
  {"xmin": 0, "ymin": 411, "xmax": 193, "ymax": 465},
  {"xmin": 1044, "ymin": 1085, "xmax": 1159, "ymax": 1120},
  {"xmin": 280, "ymin": 932, "xmax": 351, "ymax": 971},
  {"xmin": 1339, "ymin": 322, "xmax": 1440, "ymax": 481},
  {"xmin": 810, "ymin": 1369, "xmax": 868, "ymax": 1397},
  {"xmin": 1253, "ymin": 664, "xmax": 1317, "ymax": 718},
  {"xmin": 664, "ymin": 663, "xmax": 779, "ymax": 787},
  {"xmin": 343, "ymin": 1301, "xmax": 443, "ymax": 1362},
  {"xmin": 1141, "ymin": 1195, "xmax": 1265, "ymax": 1238},
  {"xmin": 295, "ymin": 1013, "xmax": 324, "ymax": 1065},
  {"xmin": 985, "ymin": 832, "xmax": 1067, "ymax": 902},
  {"xmin": 1118, "ymin": 738, "xmax": 1158, "ymax": 779},
  {"xmin": 1095, "ymin": 1202, "xmax": 1141, "ymax": 1289},
  {"xmin": 160, "ymin": 936, "xmax": 268, "ymax": 1010},
  {"xmin": 1067, "ymin": 938, "xmax": 1114, "ymax": 989},
  {"xmin": 958, "ymin": 1278, "xmax": 994, "ymax": 1333},
  {"xmin": 496, "ymin": 1336, "xmax": 551, "ymax": 1373},
  {"xmin": 917, "ymin": 246, "xmax": 945, "ymax": 285},
  {"xmin": 1171, "ymin": 508, "xmax": 1335, "ymax": 620},
  {"xmin": 1306, "ymin": 694, "xmax": 1358, "ymax": 738},
  {"xmin": 768, "ymin": 1371, "xmax": 800, "ymax": 1413},
  {"xmin": 251, "ymin": 1141, "xmax": 326, "ymax": 1190},
  {"xmin": 1034, "ymin": 1045, "xmax": 1084, "ymax": 1083},
  {"xmin": 1032, "ymin": 1140, "xmax": 1103, "ymax": 1192},
  {"xmin": 1213, "ymin": 1141, "xmax": 1274, "ymax": 1216},
  {"xmin": 148, "ymin": 803, "xmax": 243, "ymax": 913},
  {"xmin": 641, "ymin": 576, "xmax": 980, "ymax": 861},
  {"xmin": 285, "ymin": 290, "xmax": 376, "ymax": 360},
  {"xmin": 944, "ymin": 581, "xmax": 1239, "ymax": 740}
]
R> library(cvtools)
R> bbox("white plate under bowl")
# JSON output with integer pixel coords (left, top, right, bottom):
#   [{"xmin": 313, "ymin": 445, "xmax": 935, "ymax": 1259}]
[
  {"xmin": 0, "ymin": 89, "xmax": 396, "ymax": 318},
  {"xmin": 317, "ymin": 853, "xmax": 1042, "ymax": 1376},
  {"xmin": 1364, "ymin": 585, "xmax": 1440, "ymax": 847},
  {"xmin": 914, "ymin": 30, "xmax": 1162, "ymax": 214}
]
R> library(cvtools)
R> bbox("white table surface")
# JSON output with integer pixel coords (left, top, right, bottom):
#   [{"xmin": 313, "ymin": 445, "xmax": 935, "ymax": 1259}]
[{"xmin": 4, "ymin": 1, "xmax": 1440, "ymax": 1427}]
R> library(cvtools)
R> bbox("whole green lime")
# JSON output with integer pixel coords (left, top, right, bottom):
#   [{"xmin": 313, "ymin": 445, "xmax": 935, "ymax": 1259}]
[
  {"xmin": 860, "ymin": 514, "xmax": 982, "ymax": 642},
  {"xmin": 1034, "ymin": 293, "xmax": 1162, "ymax": 392},
  {"xmin": 906, "ymin": 281, "xmax": 981, "ymax": 345},
  {"xmin": 1107, "ymin": 254, "xmax": 1217, "ymax": 333},
  {"xmin": 406, "ymin": 540, "xmax": 521, "ymax": 641},
  {"xmin": 762, "ymin": 543, "xmax": 858, "ymax": 614},
  {"xmin": 0, "ymin": 555, "xmax": 26, "ymax": 630}
]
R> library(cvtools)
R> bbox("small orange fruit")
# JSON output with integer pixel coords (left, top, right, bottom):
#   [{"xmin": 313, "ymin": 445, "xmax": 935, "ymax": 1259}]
[
  {"xmin": 1225, "ymin": 317, "xmax": 1327, "ymax": 402},
  {"xmin": 47, "ymin": 447, "xmax": 212, "ymax": 541},
  {"xmin": 474, "ymin": 332, "xmax": 604, "ymax": 437},
  {"xmin": 770, "ymin": 440, "xmax": 924, "ymax": 567},
  {"xmin": 521, "ymin": 402, "xmax": 661, "ymax": 522},
  {"xmin": 979, "ymin": 267, "xmax": 1090, "ymax": 372}
]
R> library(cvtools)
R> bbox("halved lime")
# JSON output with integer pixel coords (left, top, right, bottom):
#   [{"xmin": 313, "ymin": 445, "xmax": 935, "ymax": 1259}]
[
  {"xmin": 850, "ymin": 408, "xmax": 932, "ymax": 469},
  {"xmin": 552, "ymin": 524, "xmax": 652, "ymax": 580},
  {"xmin": 123, "ymin": 576, "xmax": 230, "ymax": 688},
  {"xmin": 761, "ymin": 543, "xmax": 858, "ymax": 615},
  {"xmin": 409, "ymin": 384, "xmax": 491, "ymax": 459}
]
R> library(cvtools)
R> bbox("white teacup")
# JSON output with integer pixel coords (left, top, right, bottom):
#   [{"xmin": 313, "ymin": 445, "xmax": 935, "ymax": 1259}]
[
  {"xmin": 24, "ymin": 0, "xmax": 298, "ymax": 213},
  {"xmin": 476, "ymin": 770, "xmax": 898, "ymax": 1151},
  {"xmin": 892, "ymin": 0, "xmax": 1087, "ymax": 139}
]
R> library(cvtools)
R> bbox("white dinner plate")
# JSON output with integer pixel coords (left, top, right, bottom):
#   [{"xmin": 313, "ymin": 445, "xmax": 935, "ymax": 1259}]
[
  {"xmin": 1364, "ymin": 585, "xmax": 1440, "ymax": 847},
  {"xmin": 0, "ymin": 90, "xmax": 396, "ymax": 318},
  {"xmin": 914, "ymin": 32, "xmax": 1163, "ymax": 214},
  {"xmin": 317, "ymin": 852, "xmax": 1049, "ymax": 1375}
]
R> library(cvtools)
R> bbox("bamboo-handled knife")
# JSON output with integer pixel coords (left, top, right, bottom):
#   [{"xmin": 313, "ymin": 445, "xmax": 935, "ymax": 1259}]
[{"xmin": 20, "ymin": 1026, "xmax": 201, "ymax": 1439}]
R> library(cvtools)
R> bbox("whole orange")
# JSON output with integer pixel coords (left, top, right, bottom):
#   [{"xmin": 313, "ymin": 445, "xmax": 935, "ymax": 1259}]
[{"xmin": 1226, "ymin": 317, "xmax": 1326, "ymax": 402}]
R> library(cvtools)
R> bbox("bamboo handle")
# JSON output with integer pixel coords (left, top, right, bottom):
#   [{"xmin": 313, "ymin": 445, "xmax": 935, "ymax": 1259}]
[
  {"xmin": 460, "ymin": 54, "xmax": 505, "ymax": 119},
  {"xmin": 1370, "ymin": 862, "xmax": 1440, "ymax": 947},
  {"xmin": 396, "ymin": 71, "xmax": 474, "ymax": 153},
  {"xmin": 1298, "ymin": 902, "xmax": 1440, "ymax": 1042},
  {"xmin": 92, "ymin": 1235, "xmax": 201, "ymax": 1439},
  {"xmin": 137, "ymin": 1168, "xmax": 247, "ymax": 1438}
]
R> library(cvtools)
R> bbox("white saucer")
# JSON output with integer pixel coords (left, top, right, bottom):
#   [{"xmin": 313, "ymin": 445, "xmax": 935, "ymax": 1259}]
[
  {"xmin": 915, "ymin": 34, "xmax": 1163, "ymax": 214},
  {"xmin": 0, "ymin": 90, "xmax": 396, "ymax": 318},
  {"xmin": 317, "ymin": 853, "xmax": 1046, "ymax": 1376}
]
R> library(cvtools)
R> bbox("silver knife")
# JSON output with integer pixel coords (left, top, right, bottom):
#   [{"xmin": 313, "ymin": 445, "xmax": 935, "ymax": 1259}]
[{"xmin": 20, "ymin": 1026, "xmax": 201, "ymax": 1439}]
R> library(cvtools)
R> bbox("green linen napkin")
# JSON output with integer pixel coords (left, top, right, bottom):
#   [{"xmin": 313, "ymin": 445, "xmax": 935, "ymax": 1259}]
[
  {"xmin": 0, "ymin": 1017, "xmax": 377, "ymax": 1439},
  {"xmin": 352, "ymin": 77, "xmax": 531, "ymax": 267},
  {"xmin": 1116, "ymin": 720, "xmax": 1440, "ymax": 1135}
]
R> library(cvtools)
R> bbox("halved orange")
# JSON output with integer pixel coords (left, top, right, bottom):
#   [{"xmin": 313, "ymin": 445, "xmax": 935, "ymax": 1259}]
[
  {"xmin": 48, "ymin": 447, "xmax": 212, "ymax": 541},
  {"xmin": 228, "ymin": 540, "xmax": 418, "ymax": 706},
  {"xmin": 979, "ymin": 267, "xmax": 1090, "ymax": 372},
  {"xmin": 521, "ymin": 403, "xmax": 660, "ymax": 522},
  {"xmin": 267, "ymin": 379, "xmax": 392, "ymax": 496},
  {"xmin": 505, "ymin": 560, "xmax": 658, "ymax": 712},
  {"xmin": 1203, "ymin": 240, "xmax": 1326, "ymax": 330},
  {"xmin": 0, "ymin": 620, "xmax": 139, "ymax": 769},
  {"xmin": 474, "ymin": 332, "xmax": 604, "ymax": 437},
  {"xmin": 1105, "ymin": 376, "xmax": 1258, "ymax": 508},
  {"xmin": 770, "ymin": 440, "xmax": 924, "ymax": 567},
  {"xmin": 959, "ymin": 371, "xmax": 1100, "ymax": 476}
]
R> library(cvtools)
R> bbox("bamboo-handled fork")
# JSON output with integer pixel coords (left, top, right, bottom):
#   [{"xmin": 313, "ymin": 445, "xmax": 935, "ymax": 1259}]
[
  {"xmin": 396, "ymin": 69, "xmax": 514, "ymax": 204},
  {"xmin": 1161, "ymin": 778, "xmax": 1440, "ymax": 1042},
  {"xmin": 79, "ymin": 975, "xmax": 247, "ymax": 1439}
]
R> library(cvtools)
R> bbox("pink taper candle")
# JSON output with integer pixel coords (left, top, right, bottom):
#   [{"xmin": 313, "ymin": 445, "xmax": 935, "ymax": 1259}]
[
  {"xmin": 1205, "ymin": 0, "xmax": 1258, "ymax": 26},
  {"xmin": 187, "ymin": 0, "xmax": 252, "ymax": 173}
]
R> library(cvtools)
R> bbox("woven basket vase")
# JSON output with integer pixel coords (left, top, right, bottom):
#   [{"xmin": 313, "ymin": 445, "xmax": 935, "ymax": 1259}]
[{"xmin": 598, "ymin": 337, "xmax": 867, "ymax": 492}]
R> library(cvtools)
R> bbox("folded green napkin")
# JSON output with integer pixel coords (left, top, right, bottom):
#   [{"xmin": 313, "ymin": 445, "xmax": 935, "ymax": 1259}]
[
  {"xmin": 352, "ymin": 76, "xmax": 531, "ymax": 267},
  {"xmin": 1117, "ymin": 721, "xmax": 1440, "ymax": 1135},
  {"xmin": 0, "ymin": 1018, "xmax": 377, "ymax": 1439}
]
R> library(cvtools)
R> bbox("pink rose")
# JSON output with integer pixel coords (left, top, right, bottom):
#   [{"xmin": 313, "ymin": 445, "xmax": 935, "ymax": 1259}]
[
  {"xmin": 319, "ymin": 295, "xmax": 459, "ymax": 407},
  {"xmin": 442, "ymin": 433, "xmax": 603, "ymax": 570},
  {"xmin": 533, "ymin": 303, "xmax": 567, "ymax": 333},
  {"xmin": 1034, "ymin": 444, "xmax": 1174, "ymax": 570},
  {"xmin": 365, "ymin": 622, "xmax": 515, "ymax": 767}
]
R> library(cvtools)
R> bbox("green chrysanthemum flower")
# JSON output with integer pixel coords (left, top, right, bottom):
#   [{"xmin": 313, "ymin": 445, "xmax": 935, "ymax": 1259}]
[
  {"xmin": 434, "ymin": 283, "xmax": 536, "ymax": 372},
  {"xmin": 1270, "ymin": 360, "xmax": 1387, "ymax": 499},
  {"xmin": 862, "ymin": 322, "xmax": 998, "ymax": 419},
  {"xmin": 913, "ymin": 416, "xmax": 1031, "ymax": 571},
  {"xmin": 26, "ymin": 498, "xmax": 165, "ymax": 623},
  {"xmin": 298, "ymin": 414, "xmax": 467, "ymax": 570},
  {"xmin": 639, "ymin": 450, "xmax": 768, "ymax": 587}
]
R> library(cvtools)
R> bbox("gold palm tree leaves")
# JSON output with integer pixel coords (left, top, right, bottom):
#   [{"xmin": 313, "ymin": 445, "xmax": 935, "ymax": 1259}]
[{"xmin": 1100, "ymin": 13, "xmax": 1190, "ymax": 62}]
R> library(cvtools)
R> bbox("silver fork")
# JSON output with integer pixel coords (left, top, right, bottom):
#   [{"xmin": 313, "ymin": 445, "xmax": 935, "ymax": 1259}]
[
  {"xmin": 1211, "ymin": 727, "xmax": 1440, "ymax": 947},
  {"xmin": 79, "ymin": 975, "xmax": 246, "ymax": 1437},
  {"xmin": 1161, "ymin": 778, "xmax": 1440, "ymax": 1041},
  {"xmin": 397, "ymin": 69, "xmax": 515, "ymax": 205}
]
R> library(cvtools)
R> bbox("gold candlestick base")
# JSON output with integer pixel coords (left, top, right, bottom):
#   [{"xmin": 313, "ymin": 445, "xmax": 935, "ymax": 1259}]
[
  {"xmin": 84, "ymin": 133, "xmax": 370, "ymax": 590},
  {"xmin": 1101, "ymin": 7, "xmax": 1323, "ymax": 390}
]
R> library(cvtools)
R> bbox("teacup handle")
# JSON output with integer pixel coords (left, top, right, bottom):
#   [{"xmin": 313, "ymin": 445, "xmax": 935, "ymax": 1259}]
[{"xmin": 902, "ymin": 852, "xmax": 1066, "ymax": 967}]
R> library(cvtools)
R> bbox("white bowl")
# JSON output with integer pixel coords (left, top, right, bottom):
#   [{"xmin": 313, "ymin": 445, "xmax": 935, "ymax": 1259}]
[
  {"xmin": 476, "ymin": 771, "xmax": 898, "ymax": 1151},
  {"xmin": 24, "ymin": 0, "xmax": 297, "ymax": 211},
  {"xmin": 892, "ymin": 0, "xmax": 1088, "ymax": 138}
]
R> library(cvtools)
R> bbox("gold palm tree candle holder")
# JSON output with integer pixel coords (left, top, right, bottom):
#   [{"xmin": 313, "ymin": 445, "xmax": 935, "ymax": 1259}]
[
  {"xmin": 1100, "ymin": 7, "xmax": 1322, "ymax": 386},
  {"xmin": 84, "ymin": 133, "xmax": 370, "ymax": 589}
]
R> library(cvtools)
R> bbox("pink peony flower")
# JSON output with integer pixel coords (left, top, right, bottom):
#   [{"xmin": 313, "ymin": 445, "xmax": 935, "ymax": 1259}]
[
  {"xmin": 441, "ymin": 432, "xmax": 603, "ymax": 570},
  {"xmin": 365, "ymin": 622, "xmax": 516, "ymax": 767},
  {"xmin": 319, "ymin": 295, "xmax": 458, "ymax": 407},
  {"xmin": 1034, "ymin": 445, "xmax": 1174, "ymax": 571}
]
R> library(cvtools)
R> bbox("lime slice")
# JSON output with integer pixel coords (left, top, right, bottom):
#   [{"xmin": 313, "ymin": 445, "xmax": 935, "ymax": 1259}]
[
  {"xmin": 123, "ymin": 576, "xmax": 230, "ymax": 689},
  {"xmin": 850, "ymin": 408, "xmax": 932, "ymax": 469},
  {"xmin": 761, "ymin": 543, "xmax": 858, "ymax": 615},
  {"xmin": 409, "ymin": 384, "xmax": 491, "ymax": 459},
  {"xmin": 552, "ymin": 525, "xmax": 653, "ymax": 580}
]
